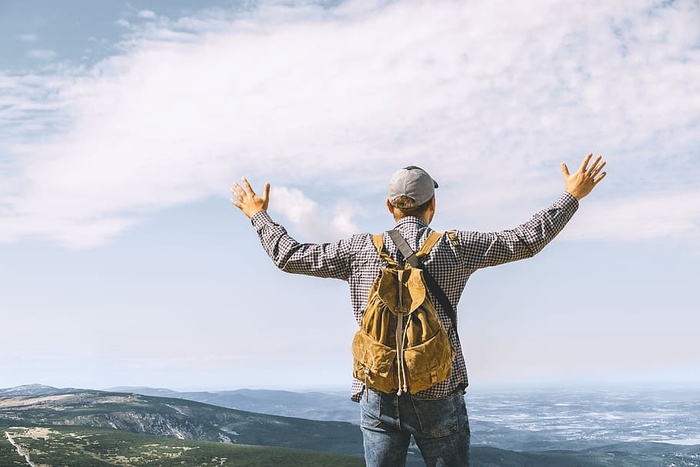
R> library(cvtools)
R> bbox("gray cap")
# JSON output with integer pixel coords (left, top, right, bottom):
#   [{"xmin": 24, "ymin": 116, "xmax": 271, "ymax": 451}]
[{"xmin": 387, "ymin": 165, "xmax": 438, "ymax": 206}]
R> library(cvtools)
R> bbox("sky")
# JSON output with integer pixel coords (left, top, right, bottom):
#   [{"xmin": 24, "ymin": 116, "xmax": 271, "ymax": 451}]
[{"xmin": 1, "ymin": 0, "xmax": 699, "ymax": 393}]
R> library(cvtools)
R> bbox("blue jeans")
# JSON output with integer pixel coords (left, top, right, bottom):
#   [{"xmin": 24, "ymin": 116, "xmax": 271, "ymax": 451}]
[{"xmin": 360, "ymin": 388, "xmax": 471, "ymax": 467}]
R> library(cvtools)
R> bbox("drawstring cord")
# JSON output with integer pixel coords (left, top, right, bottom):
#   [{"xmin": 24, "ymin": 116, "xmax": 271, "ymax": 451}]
[
  {"xmin": 397, "ymin": 315, "xmax": 410, "ymax": 395},
  {"xmin": 396, "ymin": 314, "xmax": 406, "ymax": 396},
  {"xmin": 396, "ymin": 270, "xmax": 409, "ymax": 396}
]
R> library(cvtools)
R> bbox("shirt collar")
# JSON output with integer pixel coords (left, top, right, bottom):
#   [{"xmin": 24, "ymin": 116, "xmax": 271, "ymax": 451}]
[{"xmin": 394, "ymin": 216, "xmax": 428, "ymax": 229}]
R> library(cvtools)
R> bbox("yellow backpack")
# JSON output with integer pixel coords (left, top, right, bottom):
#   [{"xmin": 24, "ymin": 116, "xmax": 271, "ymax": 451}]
[{"xmin": 352, "ymin": 230, "xmax": 456, "ymax": 395}]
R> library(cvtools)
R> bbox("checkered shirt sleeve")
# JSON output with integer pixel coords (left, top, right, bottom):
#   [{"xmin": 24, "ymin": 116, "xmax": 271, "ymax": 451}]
[{"xmin": 250, "ymin": 192, "xmax": 579, "ymax": 401}]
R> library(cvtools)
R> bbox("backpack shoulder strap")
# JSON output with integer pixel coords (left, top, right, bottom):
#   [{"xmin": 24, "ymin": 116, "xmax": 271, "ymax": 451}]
[
  {"xmin": 372, "ymin": 233, "xmax": 398, "ymax": 267},
  {"xmin": 416, "ymin": 231, "xmax": 442, "ymax": 258},
  {"xmin": 387, "ymin": 230, "xmax": 442, "ymax": 266},
  {"xmin": 387, "ymin": 229, "xmax": 457, "ymax": 331},
  {"xmin": 372, "ymin": 233, "xmax": 383, "ymax": 251}
]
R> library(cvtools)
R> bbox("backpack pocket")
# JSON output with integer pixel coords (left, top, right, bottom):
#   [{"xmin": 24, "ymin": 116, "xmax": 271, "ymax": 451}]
[
  {"xmin": 352, "ymin": 330, "xmax": 399, "ymax": 394},
  {"xmin": 403, "ymin": 329, "xmax": 455, "ymax": 393}
]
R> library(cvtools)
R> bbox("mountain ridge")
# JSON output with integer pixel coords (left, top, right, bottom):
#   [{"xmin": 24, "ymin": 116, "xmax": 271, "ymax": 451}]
[{"xmin": 0, "ymin": 387, "xmax": 364, "ymax": 456}]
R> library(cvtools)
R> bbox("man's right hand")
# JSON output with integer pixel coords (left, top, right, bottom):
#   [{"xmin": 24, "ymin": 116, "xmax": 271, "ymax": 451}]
[{"xmin": 561, "ymin": 153, "xmax": 607, "ymax": 201}]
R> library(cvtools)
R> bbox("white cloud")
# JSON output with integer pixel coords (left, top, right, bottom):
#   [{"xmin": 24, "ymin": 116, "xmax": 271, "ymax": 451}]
[
  {"xmin": 137, "ymin": 10, "xmax": 157, "ymax": 19},
  {"xmin": 270, "ymin": 186, "xmax": 318, "ymax": 226},
  {"xmin": 562, "ymin": 189, "xmax": 700, "ymax": 244},
  {"xmin": 0, "ymin": 0, "xmax": 698, "ymax": 248},
  {"xmin": 270, "ymin": 186, "xmax": 361, "ymax": 240}
]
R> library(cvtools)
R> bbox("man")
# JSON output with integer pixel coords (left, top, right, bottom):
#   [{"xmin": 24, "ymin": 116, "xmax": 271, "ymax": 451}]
[{"xmin": 230, "ymin": 153, "xmax": 607, "ymax": 467}]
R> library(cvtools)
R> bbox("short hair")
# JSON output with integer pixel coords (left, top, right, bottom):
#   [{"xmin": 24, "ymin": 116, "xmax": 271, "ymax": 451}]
[{"xmin": 391, "ymin": 195, "xmax": 433, "ymax": 217}]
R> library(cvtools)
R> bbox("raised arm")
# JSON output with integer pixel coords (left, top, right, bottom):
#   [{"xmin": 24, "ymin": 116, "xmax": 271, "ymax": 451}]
[
  {"xmin": 230, "ymin": 177, "xmax": 353, "ymax": 280},
  {"xmin": 457, "ymin": 153, "xmax": 607, "ymax": 271}
]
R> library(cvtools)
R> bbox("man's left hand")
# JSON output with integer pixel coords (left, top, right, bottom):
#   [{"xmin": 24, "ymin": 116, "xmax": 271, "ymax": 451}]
[{"xmin": 230, "ymin": 178, "xmax": 270, "ymax": 218}]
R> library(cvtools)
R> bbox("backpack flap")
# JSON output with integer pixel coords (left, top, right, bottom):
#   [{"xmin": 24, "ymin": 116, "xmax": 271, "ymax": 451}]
[{"xmin": 377, "ymin": 268, "xmax": 426, "ymax": 316}]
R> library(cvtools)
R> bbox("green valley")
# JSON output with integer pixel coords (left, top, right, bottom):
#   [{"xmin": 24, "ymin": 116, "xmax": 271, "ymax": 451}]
[{"xmin": 2, "ymin": 425, "xmax": 364, "ymax": 466}]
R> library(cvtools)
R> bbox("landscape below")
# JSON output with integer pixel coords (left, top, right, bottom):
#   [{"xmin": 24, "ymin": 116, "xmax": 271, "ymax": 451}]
[{"xmin": 0, "ymin": 384, "xmax": 698, "ymax": 466}]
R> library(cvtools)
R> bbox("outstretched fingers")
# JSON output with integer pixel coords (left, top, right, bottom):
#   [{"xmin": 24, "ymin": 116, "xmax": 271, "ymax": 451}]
[
  {"xmin": 592, "ymin": 167, "xmax": 607, "ymax": 185},
  {"xmin": 242, "ymin": 177, "xmax": 256, "ymax": 198},
  {"xmin": 563, "ymin": 153, "xmax": 608, "ymax": 200},
  {"xmin": 586, "ymin": 156, "xmax": 606, "ymax": 185},
  {"xmin": 578, "ymin": 152, "xmax": 593, "ymax": 173},
  {"xmin": 230, "ymin": 183, "xmax": 245, "ymax": 205},
  {"xmin": 229, "ymin": 178, "xmax": 271, "ymax": 218}
]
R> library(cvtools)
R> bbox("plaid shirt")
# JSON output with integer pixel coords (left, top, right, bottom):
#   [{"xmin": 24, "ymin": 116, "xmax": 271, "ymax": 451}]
[{"xmin": 251, "ymin": 192, "xmax": 579, "ymax": 401}]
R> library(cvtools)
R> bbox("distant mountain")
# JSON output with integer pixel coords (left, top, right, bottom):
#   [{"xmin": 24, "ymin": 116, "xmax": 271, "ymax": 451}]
[
  {"xmin": 108, "ymin": 386, "xmax": 360, "ymax": 423},
  {"xmin": 0, "ymin": 389, "xmax": 364, "ymax": 457},
  {"xmin": 0, "ymin": 384, "xmax": 81, "ymax": 397}
]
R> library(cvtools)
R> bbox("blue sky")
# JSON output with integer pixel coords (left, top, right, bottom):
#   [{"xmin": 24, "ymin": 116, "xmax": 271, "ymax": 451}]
[{"xmin": 1, "ymin": 0, "xmax": 698, "ymax": 392}]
